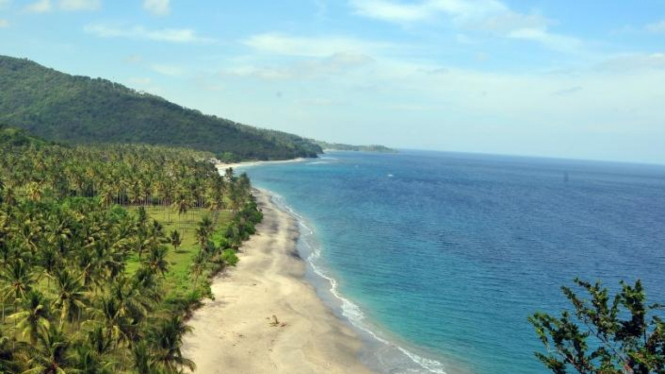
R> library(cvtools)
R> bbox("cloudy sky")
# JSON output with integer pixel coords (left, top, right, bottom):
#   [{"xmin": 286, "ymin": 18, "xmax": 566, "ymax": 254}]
[{"xmin": 1, "ymin": 0, "xmax": 665, "ymax": 163}]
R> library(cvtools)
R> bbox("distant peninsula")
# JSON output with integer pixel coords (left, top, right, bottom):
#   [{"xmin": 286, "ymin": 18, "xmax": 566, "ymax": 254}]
[{"xmin": 313, "ymin": 140, "xmax": 398, "ymax": 153}]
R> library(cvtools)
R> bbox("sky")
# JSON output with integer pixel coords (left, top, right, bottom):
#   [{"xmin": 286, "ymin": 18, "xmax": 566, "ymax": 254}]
[{"xmin": 1, "ymin": 0, "xmax": 665, "ymax": 164}]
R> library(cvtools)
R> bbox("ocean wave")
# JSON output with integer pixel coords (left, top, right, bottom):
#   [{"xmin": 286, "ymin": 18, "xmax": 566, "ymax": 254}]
[{"xmin": 264, "ymin": 189, "xmax": 449, "ymax": 374}]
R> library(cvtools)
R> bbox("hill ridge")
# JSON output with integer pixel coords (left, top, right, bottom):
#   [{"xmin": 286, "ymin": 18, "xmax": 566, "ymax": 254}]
[{"xmin": 0, "ymin": 55, "xmax": 321, "ymax": 161}]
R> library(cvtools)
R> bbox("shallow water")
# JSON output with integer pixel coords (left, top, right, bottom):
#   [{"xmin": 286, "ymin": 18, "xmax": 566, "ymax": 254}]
[{"xmin": 240, "ymin": 150, "xmax": 665, "ymax": 374}]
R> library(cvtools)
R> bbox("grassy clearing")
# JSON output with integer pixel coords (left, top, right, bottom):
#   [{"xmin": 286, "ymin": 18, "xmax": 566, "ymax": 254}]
[{"xmin": 126, "ymin": 206, "xmax": 233, "ymax": 297}]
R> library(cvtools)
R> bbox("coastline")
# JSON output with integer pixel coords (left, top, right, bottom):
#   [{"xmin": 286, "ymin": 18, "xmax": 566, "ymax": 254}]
[
  {"xmin": 216, "ymin": 157, "xmax": 305, "ymax": 171},
  {"xmin": 182, "ymin": 188, "xmax": 374, "ymax": 374}
]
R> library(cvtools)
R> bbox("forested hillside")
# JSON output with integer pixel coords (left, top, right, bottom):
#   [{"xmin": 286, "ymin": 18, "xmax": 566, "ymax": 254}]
[{"xmin": 0, "ymin": 55, "xmax": 321, "ymax": 160}]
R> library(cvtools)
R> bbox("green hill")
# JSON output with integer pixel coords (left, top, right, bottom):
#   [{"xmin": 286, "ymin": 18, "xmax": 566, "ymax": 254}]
[{"xmin": 0, "ymin": 55, "xmax": 321, "ymax": 160}]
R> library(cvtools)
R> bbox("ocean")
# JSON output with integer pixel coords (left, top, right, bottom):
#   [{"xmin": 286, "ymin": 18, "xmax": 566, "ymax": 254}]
[{"xmin": 237, "ymin": 150, "xmax": 665, "ymax": 374}]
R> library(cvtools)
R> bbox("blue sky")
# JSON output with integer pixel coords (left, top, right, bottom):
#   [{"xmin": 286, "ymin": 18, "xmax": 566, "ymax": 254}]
[{"xmin": 1, "ymin": 0, "xmax": 665, "ymax": 163}]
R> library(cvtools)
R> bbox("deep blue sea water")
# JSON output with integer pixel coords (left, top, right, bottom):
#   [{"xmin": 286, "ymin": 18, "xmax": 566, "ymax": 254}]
[{"xmin": 238, "ymin": 150, "xmax": 665, "ymax": 374}]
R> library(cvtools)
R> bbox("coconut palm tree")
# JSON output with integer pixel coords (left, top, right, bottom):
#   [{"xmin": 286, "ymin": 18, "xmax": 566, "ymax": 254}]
[
  {"xmin": 0, "ymin": 327, "xmax": 21, "ymax": 373},
  {"xmin": 0, "ymin": 259, "xmax": 34, "ymax": 321},
  {"xmin": 86, "ymin": 325, "xmax": 114, "ymax": 357},
  {"xmin": 131, "ymin": 341, "xmax": 156, "ymax": 374},
  {"xmin": 8, "ymin": 290, "xmax": 51, "ymax": 345},
  {"xmin": 38, "ymin": 246, "xmax": 59, "ymax": 290},
  {"xmin": 149, "ymin": 315, "xmax": 196, "ymax": 373},
  {"xmin": 172, "ymin": 190, "xmax": 192, "ymax": 230},
  {"xmin": 26, "ymin": 182, "xmax": 43, "ymax": 202},
  {"xmin": 52, "ymin": 269, "xmax": 88, "ymax": 327},
  {"xmin": 191, "ymin": 250, "xmax": 208, "ymax": 291},
  {"xmin": 168, "ymin": 230, "xmax": 181, "ymax": 253},
  {"xmin": 145, "ymin": 246, "xmax": 169, "ymax": 278},
  {"xmin": 195, "ymin": 216, "xmax": 214, "ymax": 248},
  {"xmin": 70, "ymin": 344, "xmax": 113, "ymax": 374},
  {"xmin": 24, "ymin": 324, "xmax": 73, "ymax": 374}
]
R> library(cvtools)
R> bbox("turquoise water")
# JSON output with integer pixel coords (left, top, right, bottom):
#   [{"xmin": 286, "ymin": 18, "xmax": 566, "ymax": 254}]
[{"xmin": 238, "ymin": 150, "xmax": 665, "ymax": 374}]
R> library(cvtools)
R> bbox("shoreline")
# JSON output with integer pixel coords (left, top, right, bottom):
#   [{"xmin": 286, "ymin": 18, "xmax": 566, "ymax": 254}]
[
  {"xmin": 182, "ymin": 189, "xmax": 375, "ymax": 374},
  {"xmin": 216, "ymin": 157, "xmax": 306, "ymax": 171}
]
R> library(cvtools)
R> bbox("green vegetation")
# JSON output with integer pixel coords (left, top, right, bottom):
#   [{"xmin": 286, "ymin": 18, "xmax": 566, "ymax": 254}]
[
  {"xmin": 0, "ymin": 128, "xmax": 262, "ymax": 372},
  {"xmin": 0, "ymin": 55, "xmax": 322, "ymax": 161},
  {"xmin": 530, "ymin": 278, "xmax": 665, "ymax": 373},
  {"xmin": 0, "ymin": 125, "xmax": 51, "ymax": 147},
  {"xmin": 312, "ymin": 140, "xmax": 397, "ymax": 153}
]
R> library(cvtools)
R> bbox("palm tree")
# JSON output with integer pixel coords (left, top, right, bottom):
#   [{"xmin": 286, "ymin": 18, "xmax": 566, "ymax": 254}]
[
  {"xmin": 71, "ymin": 344, "xmax": 113, "ymax": 374},
  {"xmin": 26, "ymin": 182, "xmax": 43, "ymax": 202},
  {"xmin": 94, "ymin": 296, "xmax": 127, "ymax": 348},
  {"xmin": 99, "ymin": 186, "xmax": 115, "ymax": 208},
  {"xmin": 191, "ymin": 250, "xmax": 208, "ymax": 291},
  {"xmin": 87, "ymin": 325, "xmax": 114, "ymax": 357},
  {"xmin": 2, "ymin": 186, "xmax": 16, "ymax": 206},
  {"xmin": 195, "ymin": 216, "xmax": 214, "ymax": 248},
  {"xmin": 8, "ymin": 290, "xmax": 51, "ymax": 345},
  {"xmin": 172, "ymin": 189, "xmax": 193, "ymax": 229},
  {"xmin": 145, "ymin": 246, "xmax": 169, "ymax": 278},
  {"xmin": 131, "ymin": 341, "xmax": 156, "ymax": 374},
  {"xmin": 0, "ymin": 259, "xmax": 34, "ymax": 321},
  {"xmin": 38, "ymin": 246, "xmax": 59, "ymax": 290},
  {"xmin": 149, "ymin": 315, "xmax": 196, "ymax": 373},
  {"xmin": 24, "ymin": 324, "xmax": 73, "ymax": 374},
  {"xmin": 0, "ymin": 327, "xmax": 21, "ymax": 373},
  {"xmin": 52, "ymin": 269, "xmax": 88, "ymax": 327},
  {"xmin": 168, "ymin": 230, "xmax": 181, "ymax": 253}
]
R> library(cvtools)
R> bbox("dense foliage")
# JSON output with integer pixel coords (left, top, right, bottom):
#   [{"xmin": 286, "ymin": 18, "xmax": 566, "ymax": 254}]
[
  {"xmin": 0, "ymin": 129, "xmax": 263, "ymax": 372},
  {"xmin": 530, "ymin": 278, "xmax": 665, "ymax": 374},
  {"xmin": 0, "ymin": 55, "xmax": 322, "ymax": 161}
]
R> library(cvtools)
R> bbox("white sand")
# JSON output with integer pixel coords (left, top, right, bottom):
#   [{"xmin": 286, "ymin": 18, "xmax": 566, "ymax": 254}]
[
  {"xmin": 182, "ymin": 190, "xmax": 374, "ymax": 374},
  {"xmin": 216, "ymin": 158, "xmax": 305, "ymax": 171}
]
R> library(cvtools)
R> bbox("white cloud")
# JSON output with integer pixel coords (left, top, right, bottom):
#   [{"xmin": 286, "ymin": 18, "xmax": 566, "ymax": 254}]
[
  {"xmin": 143, "ymin": 0, "xmax": 169, "ymax": 16},
  {"xmin": 25, "ymin": 0, "xmax": 100, "ymax": 12},
  {"xmin": 243, "ymin": 33, "xmax": 392, "ymax": 57},
  {"xmin": 349, "ymin": 0, "xmax": 582, "ymax": 53},
  {"xmin": 85, "ymin": 24, "xmax": 214, "ymax": 44},
  {"xmin": 646, "ymin": 19, "xmax": 665, "ymax": 33},
  {"xmin": 0, "ymin": 19, "xmax": 8, "ymax": 28},
  {"xmin": 224, "ymin": 52, "xmax": 375, "ymax": 81},
  {"xmin": 480, "ymin": 11, "xmax": 551, "ymax": 33},
  {"xmin": 350, "ymin": 0, "xmax": 507, "ymax": 24},
  {"xmin": 507, "ymin": 28, "xmax": 582, "ymax": 53},
  {"xmin": 59, "ymin": 0, "xmax": 100, "ymax": 11},
  {"xmin": 151, "ymin": 64, "xmax": 184, "ymax": 76},
  {"xmin": 25, "ymin": 0, "xmax": 52, "ymax": 13},
  {"xmin": 350, "ymin": 0, "xmax": 432, "ymax": 22},
  {"xmin": 597, "ymin": 53, "xmax": 665, "ymax": 72}
]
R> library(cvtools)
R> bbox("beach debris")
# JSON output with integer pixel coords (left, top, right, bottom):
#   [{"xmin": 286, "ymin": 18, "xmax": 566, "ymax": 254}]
[{"xmin": 269, "ymin": 315, "xmax": 288, "ymax": 327}]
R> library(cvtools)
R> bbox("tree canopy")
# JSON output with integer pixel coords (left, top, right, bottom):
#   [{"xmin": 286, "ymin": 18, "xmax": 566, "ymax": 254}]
[
  {"xmin": 0, "ymin": 128, "xmax": 263, "ymax": 372},
  {"xmin": 530, "ymin": 278, "xmax": 665, "ymax": 374}
]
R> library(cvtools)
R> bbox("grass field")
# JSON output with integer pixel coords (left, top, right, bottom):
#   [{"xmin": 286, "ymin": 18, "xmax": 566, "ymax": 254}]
[{"xmin": 126, "ymin": 206, "xmax": 233, "ymax": 298}]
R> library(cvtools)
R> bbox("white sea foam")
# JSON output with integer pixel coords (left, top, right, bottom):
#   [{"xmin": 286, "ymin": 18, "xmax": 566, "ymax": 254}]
[{"xmin": 263, "ymin": 189, "xmax": 449, "ymax": 374}]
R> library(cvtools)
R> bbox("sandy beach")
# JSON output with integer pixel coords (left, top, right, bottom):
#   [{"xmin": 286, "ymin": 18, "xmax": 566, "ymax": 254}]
[
  {"xmin": 182, "ymin": 189, "xmax": 374, "ymax": 374},
  {"xmin": 216, "ymin": 157, "xmax": 305, "ymax": 171}
]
